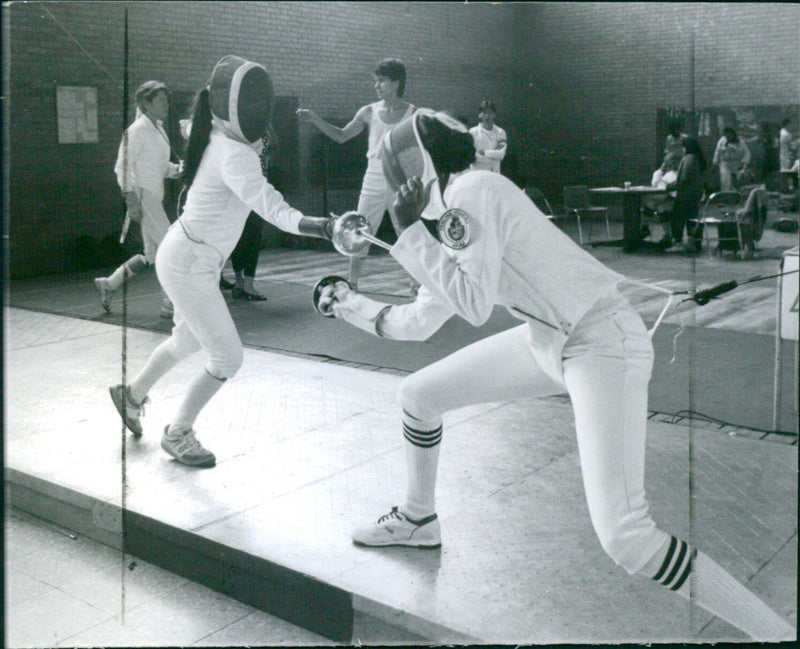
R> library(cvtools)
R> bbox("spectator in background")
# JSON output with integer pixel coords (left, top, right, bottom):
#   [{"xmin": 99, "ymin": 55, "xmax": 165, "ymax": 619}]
[
  {"xmin": 297, "ymin": 58, "xmax": 416, "ymax": 290},
  {"xmin": 779, "ymin": 118, "xmax": 799, "ymax": 192},
  {"xmin": 665, "ymin": 136, "xmax": 707, "ymax": 252},
  {"xmin": 469, "ymin": 100, "xmax": 507, "ymax": 173},
  {"xmin": 779, "ymin": 118, "xmax": 796, "ymax": 172},
  {"xmin": 95, "ymin": 81, "xmax": 182, "ymax": 318},
  {"xmin": 643, "ymin": 153, "xmax": 679, "ymax": 246},
  {"xmin": 663, "ymin": 118, "xmax": 687, "ymax": 163},
  {"xmin": 756, "ymin": 122, "xmax": 780, "ymax": 190},
  {"xmin": 712, "ymin": 127, "xmax": 751, "ymax": 191}
]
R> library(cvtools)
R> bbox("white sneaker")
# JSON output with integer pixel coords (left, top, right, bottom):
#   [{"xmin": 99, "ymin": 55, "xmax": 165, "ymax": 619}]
[
  {"xmin": 351, "ymin": 506, "xmax": 441, "ymax": 548},
  {"xmin": 95, "ymin": 277, "xmax": 114, "ymax": 313},
  {"xmin": 161, "ymin": 426, "xmax": 216, "ymax": 468}
]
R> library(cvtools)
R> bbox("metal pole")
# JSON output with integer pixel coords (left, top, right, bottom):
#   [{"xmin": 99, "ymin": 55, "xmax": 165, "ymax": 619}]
[{"xmin": 772, "ymin": 265, "xmax": 783, "ymax": 431}]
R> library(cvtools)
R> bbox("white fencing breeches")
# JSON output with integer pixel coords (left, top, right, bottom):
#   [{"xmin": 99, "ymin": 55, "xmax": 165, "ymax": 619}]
[
  {"xmin": 155, "ymin": 225, "xmax": 243, "ymax": 379},
  {"xmin": 398, "ymin": 289, "xmax": 668, "ymax": 574}
]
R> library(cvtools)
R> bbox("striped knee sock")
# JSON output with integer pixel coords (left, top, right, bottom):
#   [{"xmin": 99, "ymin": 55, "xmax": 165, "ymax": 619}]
[
  {"xmin": 646, "ymin": 535, "xmax": 794, "ymax": 640},
  {"xmin": 401, "ymin": 410, "xmax": 442, "ymax": 521}
]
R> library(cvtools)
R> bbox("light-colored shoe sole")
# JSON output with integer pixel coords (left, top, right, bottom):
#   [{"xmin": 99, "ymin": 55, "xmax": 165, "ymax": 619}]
[
  {"xmin": 160, "ymin": 433, "xmax": 216, "ymax": 468},
  {"xmin": 352, "ymin": 538, "xmax": 441, "ymax": 549}
]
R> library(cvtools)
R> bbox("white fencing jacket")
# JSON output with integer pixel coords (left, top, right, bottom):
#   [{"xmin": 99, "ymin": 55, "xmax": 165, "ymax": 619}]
[
  {"xmin": 114, "ymin": 114, "xmax": 180, "ymax": 201},
  {"xmin": 179, "ymin": 128, "xmax": 305, "ymax": 262},
  {"xmin": 336, "ymin": 170, "xmax": 623, "ymax": 367}
]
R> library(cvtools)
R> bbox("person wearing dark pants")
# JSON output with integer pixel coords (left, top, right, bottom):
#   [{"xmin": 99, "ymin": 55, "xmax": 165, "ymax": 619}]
[
  {"xmin": 230, "ymin": 211, "xmax": 266, "ymax": 300},
  {"xmin": 665, "ymin": 137, "xmax": 707, "ymax": 252}
]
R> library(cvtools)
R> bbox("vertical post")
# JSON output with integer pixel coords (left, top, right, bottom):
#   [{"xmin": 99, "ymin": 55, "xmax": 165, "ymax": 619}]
[
  {"xmin": 772, "ymin": 268, "xmax": 783, "ymax": 432},
  {"xmin": 689, "ymin": 25, "xmax": 696, "ymax": 136}
]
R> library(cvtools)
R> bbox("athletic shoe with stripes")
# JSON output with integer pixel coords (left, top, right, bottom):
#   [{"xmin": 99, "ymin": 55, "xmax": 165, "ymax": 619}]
[
  {"xmin": 160, "ymin": 426, "xmax": 216, "ymax": 468},
  {"xmin": 351, "ymin": 506, "xmax": 441, "ymax": 548},
  {"xmin": 109, "ymin": 384, "xmax": 148, "ymax": 436}
]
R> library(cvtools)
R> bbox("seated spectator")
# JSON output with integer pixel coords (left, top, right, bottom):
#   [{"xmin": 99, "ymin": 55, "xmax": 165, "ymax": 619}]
[{"xmin": 643, "ymin": 153, "xmax": 678, "ymax": 246}]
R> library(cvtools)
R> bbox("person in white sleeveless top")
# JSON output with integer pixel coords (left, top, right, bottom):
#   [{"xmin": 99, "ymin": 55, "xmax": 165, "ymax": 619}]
[
  {"xmin": 297, "ymin": 58, "xmax": 415, "ymax": 290},
  {"xmin": 469, "ymin": 100, "xmax": 507, "ymax": 173}
]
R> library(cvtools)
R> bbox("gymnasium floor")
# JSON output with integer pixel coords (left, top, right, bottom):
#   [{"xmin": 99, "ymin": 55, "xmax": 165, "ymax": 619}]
[{"xmin": 4, "ymin": 217, "xmax": 798, "ymax": 645}]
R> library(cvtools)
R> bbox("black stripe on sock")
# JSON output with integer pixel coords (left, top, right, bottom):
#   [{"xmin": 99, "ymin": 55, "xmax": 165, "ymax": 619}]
[
  {"xmin": 652, "ymin": 536, "xmax": 678, "ymax": 582},
  {"xmin": 403, "ymin": 432, "xmax": 442, "ymax": 448},
  {"xmin": 406, "ymin": 512, "xmax": 438, "ymax": 526},
  {"xmin": 670, "ymin": 547, "xmax": 696, "ymax": 591},
  {"xmin": 661, "ymin": 540, "xmax": 688, "ymax": 588},
  {"xmin": 403, "ymin": 423, "xmax": 442, "ymax": 448},
  {"xmin": 402, "ymin": 408, "xmax": 424, "ymax": 421},
  {"xmin": 403, "ymin": 422, "xmax": 442, "ymax": 438}
]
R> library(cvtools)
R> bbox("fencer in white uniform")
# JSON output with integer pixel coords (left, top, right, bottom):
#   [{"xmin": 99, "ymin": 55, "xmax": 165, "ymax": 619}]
[
  {"xmin": 108, "ymin": 56, "xmax": 334, "ymax": 468},
  {"xmin": 318, "ymin": 110, "xmax": 794, "ymax": 641},
  {"xmin": 95, "ymin": 81, "xmax": 181, "ymax": 318}
]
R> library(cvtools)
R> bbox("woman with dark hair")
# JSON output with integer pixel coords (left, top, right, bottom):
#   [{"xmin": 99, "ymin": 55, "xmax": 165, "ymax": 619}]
[
  {"xmin": 107, "ymin": 56, "xmax": 333, "ymax": 467},
  {"xmin": 95, "ymin": 80, "xmax": 182, "ymax": 318},
  {"xmin": 318, "ymin": 110, "xmax": 793, "ymax": 641},
  {"xmin": 664, "ymin": 136, "xmax": 707, "ymax": 251}
]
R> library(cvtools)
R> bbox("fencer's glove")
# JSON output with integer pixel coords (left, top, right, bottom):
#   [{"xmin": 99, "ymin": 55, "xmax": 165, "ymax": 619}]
[
  {"xmin": 298, "ymin": 215, "xmax": 334, "ymax": 240},
  {"xmin": 391, "ymin": 176, "xmax": 435, "ymax": 234},
  {"xmin": 325, "ymin": 283, "xmax": 390, "ymax": 337}
]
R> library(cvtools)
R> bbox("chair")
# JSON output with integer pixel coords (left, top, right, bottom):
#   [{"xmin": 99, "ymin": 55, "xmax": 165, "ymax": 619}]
[
  {"xmin": 693, "ymin": 191, "xmax": 744, "ymax": 258},
  {"xmin": 523, "ymin": 187, "xmax": 555, "ymax": 219},
  {"xmin": 731, "ymin": 186, "xmax": 768, "ymax": 258},
  {"xmin": 562, "ymin": 185, "xmax": 610, "ymax": 245}
]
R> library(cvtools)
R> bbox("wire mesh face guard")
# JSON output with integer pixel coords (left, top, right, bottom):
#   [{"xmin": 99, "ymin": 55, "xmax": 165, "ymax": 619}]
[
  {"xmin": 209, "ymin": 55, "xmax": 274, "ymax": 144},
  {"xmin": 380, "ymin": 109, "xmax": 469, "ymax": 219}
]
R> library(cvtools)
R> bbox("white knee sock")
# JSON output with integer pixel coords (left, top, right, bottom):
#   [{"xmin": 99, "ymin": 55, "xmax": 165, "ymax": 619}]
[
  {"xmin": 129, "ymin": 340, "xmax": 182, "ymax": 403},
  {"xmin": 401, "ymin": 410, "xmax": 442, "ymax": 521},
  {"xmin": 108, "ymin": 254, "xmax": 147, "ymax": 290},
  {"xmin": 643, "ymin": 535, "xmax": 794, "ymax": 641},
  {"xmin": 168, "ymin": 369, "xmax": 226, "ymax": 434}
]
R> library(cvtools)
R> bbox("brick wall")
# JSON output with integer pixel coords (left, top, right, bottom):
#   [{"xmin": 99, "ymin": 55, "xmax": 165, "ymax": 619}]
[
  {"xmin": 516, "ymin": 2, "xmax": 800, "ymax": 202},
  {"xmin": 6, "ymin": 2, "xmax": 798, "ymax": 277}
]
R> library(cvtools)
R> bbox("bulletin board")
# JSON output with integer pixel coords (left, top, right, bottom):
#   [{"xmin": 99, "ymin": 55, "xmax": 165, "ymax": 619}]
[{"xmin": 56, "ymin": 86, "xmax": 99, "ymax": 143}]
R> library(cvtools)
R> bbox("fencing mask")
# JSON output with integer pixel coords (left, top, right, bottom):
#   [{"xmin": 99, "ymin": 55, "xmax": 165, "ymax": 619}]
[{"xmin": 209, "ymin": 55, "xmax": 274, "ymax": 144}]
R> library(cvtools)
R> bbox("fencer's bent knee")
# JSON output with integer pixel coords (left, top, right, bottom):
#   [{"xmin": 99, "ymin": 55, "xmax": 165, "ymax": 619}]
[
  {"xmin": 590, "ymin": 508, "xmax": 662, "ymax": 575},
  {"xmin": 397, "ymin": 372, "xmax": 441, "ymax": 421},
  {"xmin": 206, "ymin": 340, "xmax": 244, "ymax": 379}
]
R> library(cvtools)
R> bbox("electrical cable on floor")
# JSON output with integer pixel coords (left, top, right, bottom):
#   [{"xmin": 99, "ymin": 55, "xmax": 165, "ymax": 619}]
[{"xmin": 665, "ymin": 409, "xmax": 798, "ymax": 438}]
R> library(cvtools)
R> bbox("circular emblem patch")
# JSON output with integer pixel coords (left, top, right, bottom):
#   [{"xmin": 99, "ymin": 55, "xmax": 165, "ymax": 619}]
[{"xmin": 437, "ymin": 208, "xmax": 471, "ymax": 249}]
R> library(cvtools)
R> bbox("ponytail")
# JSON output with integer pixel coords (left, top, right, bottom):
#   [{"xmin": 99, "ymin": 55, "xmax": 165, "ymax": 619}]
[{"xmin": 182, "ymin": 88, "xmax": 213, "ymax": 189}]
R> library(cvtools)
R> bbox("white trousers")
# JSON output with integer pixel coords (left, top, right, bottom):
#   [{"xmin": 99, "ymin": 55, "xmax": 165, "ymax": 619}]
[
  {"xmin": 355, "ymin": 168, "xmax": 394, "ymax": 257},
  {"xmin": 155, "ymin": 225, "xmax": 243, "ymax": 379},
  {"xmin": 398, "ymin": 289, "xmax": 668, "ymax": 574},
  {"xmin": 139, "ymin": 188, "xmax": 171, "ymax": 264}
]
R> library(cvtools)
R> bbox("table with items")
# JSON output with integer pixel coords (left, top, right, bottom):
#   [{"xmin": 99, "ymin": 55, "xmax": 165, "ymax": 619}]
[{"xmin": 589, "ymin": 185, "xmax": 670, "ymax": 252}]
